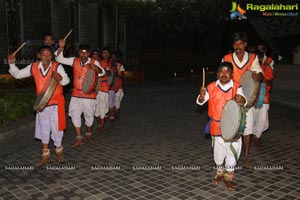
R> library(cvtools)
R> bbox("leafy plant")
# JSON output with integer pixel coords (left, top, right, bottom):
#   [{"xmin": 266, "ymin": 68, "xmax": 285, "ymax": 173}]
[{"xmin": 0, "ymin": 91, "xmax": 35, "ymax": 125}]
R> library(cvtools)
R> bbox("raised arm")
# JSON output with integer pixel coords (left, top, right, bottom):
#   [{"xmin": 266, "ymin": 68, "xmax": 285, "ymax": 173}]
[
  {"xmin": 7, "ymin": 54, "xmax": 31, "ymax": 79},
  {"xmin": 55, "ymin": 39, "xmax": 75, "ymax": 66}
]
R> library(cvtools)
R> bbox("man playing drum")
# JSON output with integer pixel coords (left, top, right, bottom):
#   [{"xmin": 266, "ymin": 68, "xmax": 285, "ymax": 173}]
[
  {"xmin": 93, "ymin": 48, "xmax": 111, "ymax": 132},
  {"xmin": 196, "ymin": 62, "xmax": 246, "ymax": 191},
  {"xmin": 111, "ymin": 52, "xmax": 125, "ymax": 119},
  {"xmin": 222, "ymin": 31, "xmax": 263, "ymax": 169},
  {"xmin": 56, "ymin": 41, "xmax": 105, "ymax": 147},
  {"xmin": 7, "ymin": 46, "xmax": 70, "ymax": 167},
  {"xmin": 253, "ymin": 51, "xmax": 274, "ymax": 148}
]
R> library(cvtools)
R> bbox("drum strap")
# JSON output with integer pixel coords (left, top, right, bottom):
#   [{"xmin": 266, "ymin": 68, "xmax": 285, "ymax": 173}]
[{"xmin": 230, "ymin": 143, "xmax": 238, "ymax": 164}]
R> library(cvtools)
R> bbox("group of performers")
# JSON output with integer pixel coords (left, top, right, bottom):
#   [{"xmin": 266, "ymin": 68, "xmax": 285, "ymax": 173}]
[
  {"xmin": 7, "ymin": 35, "xmax": 125, "ymax": 167},
  {"xmin": 196, "ymin": 31, "xmax": 274, "ymax": 191},
  {"xmin": 6, "ymin": 31, "xmax": 274, "ymax": 191}
]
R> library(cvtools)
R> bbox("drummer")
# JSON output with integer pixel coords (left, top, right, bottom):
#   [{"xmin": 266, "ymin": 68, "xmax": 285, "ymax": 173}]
[
  {"xmin": 253, "ymin": 51, "xmax": 274, "ymax": 148},
  {"xmin": 56, "ymin": 40, "xmax": 105, "ymax": 147},
  {"xmin": 196, "ymin": 62, "xmax": 246, "ymax": 191},
  {"xmin": 7, "ymin": 46, "xmax": 70, "ymax": 167},
  {"xmin": 257, "ymin": 44, "xmax": 274, "ymax": 71},
  {"xmin": 111, "ymin": 52, "xmax": 125, "ymax": 119},
  {"xmin": 92, "ymin": 48, "xmax": 111, "ymax": 132},
  {"xmin": 43, "ymin": 34, "xmax": 57, "ymax": 51},
  {"xmin": 222, "ymin": 31, "xmax": 263, "ymax": 169}
]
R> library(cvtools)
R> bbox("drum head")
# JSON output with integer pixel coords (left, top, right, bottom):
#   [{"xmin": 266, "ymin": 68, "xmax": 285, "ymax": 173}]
[
  {"xmin": 33, "ymin": 78, "xmax": 58, "ymax": 112},
  {"xmin": 220, "ymin": 100, "xmax": 241, "ymax": 140},
  {"xmin": 240, "ymin": 71, "xmax": 260, "ymax": 107},
  {"xmin": 82, "ymin": 69, "xmax": 97, "ymax": 94}
]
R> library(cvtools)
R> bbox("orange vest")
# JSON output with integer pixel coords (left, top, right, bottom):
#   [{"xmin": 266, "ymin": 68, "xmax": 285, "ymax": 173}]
[
  {"xmin": 115, "ymin": 63, "xmax": 124, "ymax": 92},
  {"xmin": 223, "ymin": 53, "xmax": 256, "ymax": 82},
  {"xmin": 98, "ymin": 59, "xmax": 110, "ymax": 93},
  {"xmin": 72, "ymin": 58, "xmax": 97, "ymax": 99},
  {"xmin": 31, "ymin": 61, "xmax": 66, "ymax": 131},
  {"xmin": 264, "ymin": 56, "xmax": 273, "ymax": 66},
  {"xmin": 261, "ymin": 64, "xmax": 273, "ymax": 104},
  {"xmin": 207, "ymin": 81, "xmax": 240, "ymax": 136}
]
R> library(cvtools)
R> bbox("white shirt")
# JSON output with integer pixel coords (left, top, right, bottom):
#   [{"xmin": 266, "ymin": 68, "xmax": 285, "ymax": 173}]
[
  {"xmin": 196, "ymin": 79, "xmax": 247, "ymax": 106},
  {"xmin": 55, "ymin": 50, "xmax": 105, "ymax": 77},
  {"xmin": 222, "ymin": 52, "xmax": 263, "ymax": 73},
  {"xmin": 9, "ymin": 62, "xmax": 70, "ymax": 86}
]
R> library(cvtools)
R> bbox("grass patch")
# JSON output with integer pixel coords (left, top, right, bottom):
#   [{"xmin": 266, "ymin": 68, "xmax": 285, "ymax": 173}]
[{"xmin": 0, "ymin": 91, "xmax": 35, "ymax": 125}]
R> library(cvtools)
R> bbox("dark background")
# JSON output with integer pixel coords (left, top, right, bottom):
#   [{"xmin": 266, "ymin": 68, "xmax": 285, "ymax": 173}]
[{"xmin": 0, "ymin": 0, "xmax": 300, "ymax": 80}]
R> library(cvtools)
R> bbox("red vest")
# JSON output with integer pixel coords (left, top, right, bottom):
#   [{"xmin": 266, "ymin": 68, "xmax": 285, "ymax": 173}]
[
  {"xmin": 98, "ymin": 59, "xmax": 110, "ymax": 93},
  {"xmin": 261, "ymin": 64, "xmax": 273, "ymax": 104},
  {"xmin": 72, "ymin": 58, "xmax": 97, "ymax": 99},
  {"xmin": 207, "ymin": 81, "xmax": 240, "ymax": 136},
  {"xmin": 31, "ymin": 61, "xmax": 66, "ymax": 130},
  {"xmin": 264, "ymin": 57, "xmax": 273, "ymax": 66},
  {"xmin": 223, "ymin": 53, "xmax": 256, "ymax": 83}
]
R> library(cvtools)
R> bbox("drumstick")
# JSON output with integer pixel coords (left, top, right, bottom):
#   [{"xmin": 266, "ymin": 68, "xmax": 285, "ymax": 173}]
[
  {"xmin": 63, "ymin": 29, "xmax": 73, "ymax": 41},
  {"xmin": 202, "ymin": 67, "xmax": 205, "ymax": 87},
  {"xmin": 12, "ymin": 42, "xmax": 26, "ymax": 55}
]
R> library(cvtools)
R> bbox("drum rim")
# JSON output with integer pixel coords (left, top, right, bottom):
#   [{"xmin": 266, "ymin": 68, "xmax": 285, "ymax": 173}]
[{"xmin": 33, "ymin": 78, "xmax": 58, "ymax": 112}]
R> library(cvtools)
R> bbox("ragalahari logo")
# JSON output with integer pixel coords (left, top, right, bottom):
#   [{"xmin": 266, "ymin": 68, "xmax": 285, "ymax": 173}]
[{"xmin": 230, "ymin": 2, "xmax": 247, "ymax": 20}]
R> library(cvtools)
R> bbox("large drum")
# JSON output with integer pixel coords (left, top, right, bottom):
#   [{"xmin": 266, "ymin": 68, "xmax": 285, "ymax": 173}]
[
  {"xmin": 82, "ymin": 68, "xmax": 98, "ymax": 94},
  {"xmin": 220, "ymin": 100, "xmax": 246, "ymax": 142},
  {"xmin": 33, "ymin": 78, "xmax": 58, "ymax": 112},
  {"xmin": 239, "ymin": 71, "xmax": 260, "ymax": 108}
]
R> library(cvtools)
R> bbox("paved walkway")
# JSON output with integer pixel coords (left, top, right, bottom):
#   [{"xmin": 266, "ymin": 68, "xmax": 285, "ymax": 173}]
[{"xmin": 0, "ymin": 66, "xmax": 300, "ymax": 200}]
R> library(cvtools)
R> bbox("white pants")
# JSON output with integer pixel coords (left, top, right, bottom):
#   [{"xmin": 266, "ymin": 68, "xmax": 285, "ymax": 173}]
[
  {"xmin": 243, "ymin": 107, "xmax": 254, "ymax": 135},
  {"xmin": 68, "ymin": 97, "xmax": 96, "ymax": 127},
  {"xmin": 35, "ymin": 105, "xmax": 64, "ymax": 147},
  {"xmin": 95, "ymin": 91, "xmax": 109, "ymax": 118},
  {"xmin": 212, "ymin": 136, "xmax": 242, "ymax": 172},
  {"xmin": 114, "ymin": 89, "xmax": 124, "ymax": 109},
  {"xmin": 108, "ymin": 90, "xmax": 115, "ymax": 109},
  {"xmin": 253, "ymin": 104, "xmax": 270, "ymax": 138}
]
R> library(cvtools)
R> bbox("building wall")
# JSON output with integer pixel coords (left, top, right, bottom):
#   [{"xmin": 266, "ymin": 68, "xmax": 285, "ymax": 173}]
[{"xmin": 0, "ymin": 0, "xmax": 8, "ymax": 72}]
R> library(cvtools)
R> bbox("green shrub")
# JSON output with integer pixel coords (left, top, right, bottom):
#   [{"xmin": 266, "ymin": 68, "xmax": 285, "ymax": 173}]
[{"xmin": 0, "ymin": 91, "xmax": 35, "ymax": 125}]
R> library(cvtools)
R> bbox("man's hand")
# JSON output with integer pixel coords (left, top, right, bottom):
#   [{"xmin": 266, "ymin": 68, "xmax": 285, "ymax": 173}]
[
  {"xmin": 252, "ymin": 72, "xmax": 263, "ymax": 82},
  {"xmin": 234, "ymin": 94, "xmax": 246, "ymax": 105},
  {"xmin": 7, "ymin": 54, "xmax": 16, "ymax": 64},
  {"xmin": 198, "ymin": 86, "xmax": 206, "ymax": 103},
  {"xmin": 52, "ymin": 71, "xmax": 62, "ymax": 82},
  {"xmin": 58, "ymin": 39, "xmax": 65, "ymax": 49}
]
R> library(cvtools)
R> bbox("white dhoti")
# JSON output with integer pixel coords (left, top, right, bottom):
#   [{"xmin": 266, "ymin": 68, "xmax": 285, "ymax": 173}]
[
  {"xmin": 114, "ymin": 89, "xmax": 124, "ymax": 109},
  {"xmin": 35, "ymin": 105, "xmax": 64, "ymax": 147},
  {"xmin": 108, "ymin": 90, "xmax": 115, "ymax": 109},
  {"xmin": 243, "ymin": 107, "xmax": 254, "ymax": 135},
  {"xmin": 212, "ymin": 136, "xmax": 242, "ymax": 172},
  {"xmin": 68, "ymin": 97, "xmax": 96, "ymax": 127},
  {"xmin": 95, "ymin": 91, "xmax": 109, "ymax": 118},
  {"xmin": 253, "ymin": 104, "xmax": 270, "ymax": 138}
]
